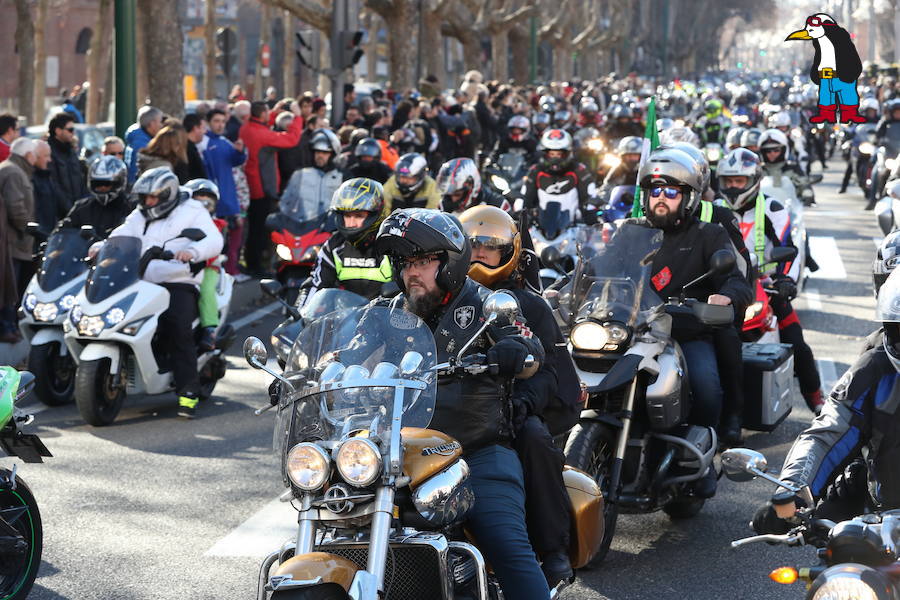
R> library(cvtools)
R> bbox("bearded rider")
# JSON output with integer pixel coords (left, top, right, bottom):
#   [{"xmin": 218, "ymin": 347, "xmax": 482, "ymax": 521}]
[{"xmin": 373, "ymin": 208, "xmax": 551, "ymax": 599}]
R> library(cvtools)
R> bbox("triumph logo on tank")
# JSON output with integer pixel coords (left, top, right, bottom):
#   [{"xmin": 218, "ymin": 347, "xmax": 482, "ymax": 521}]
[
  {"xmin": 422, "ymin": 441, "xmax": 461, "ymax": 456},
  {"xmin": 454, "ymin": 306, "xmax": 475, "ymax": 329}
]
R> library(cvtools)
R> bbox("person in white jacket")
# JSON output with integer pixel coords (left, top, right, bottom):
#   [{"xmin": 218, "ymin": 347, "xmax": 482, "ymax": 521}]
[{"xmin": 93, "ymin": 167, "xmax": 224, "ymax": 418}]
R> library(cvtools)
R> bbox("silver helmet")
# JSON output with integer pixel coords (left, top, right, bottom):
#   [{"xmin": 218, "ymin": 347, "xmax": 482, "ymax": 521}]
[
  {"xmin": 88, "ymin": 156, "xmax": 127, "ymax": 205},
  {"xmin": 638, "ymin": 147, "xmax": 705, "ymax": 218},
  {"xmin": 133, "ymin": 167, "xmax": 181, "ymax": 221},
  {"xmin": 716, "ymin": 148, "xmax": 763, "ymax": 211}
]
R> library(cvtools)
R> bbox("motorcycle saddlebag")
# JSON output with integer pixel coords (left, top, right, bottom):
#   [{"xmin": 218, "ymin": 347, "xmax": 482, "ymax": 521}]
[{"xmin": 741, "ymin": 342, "xmax": 793, "ymax": 432}]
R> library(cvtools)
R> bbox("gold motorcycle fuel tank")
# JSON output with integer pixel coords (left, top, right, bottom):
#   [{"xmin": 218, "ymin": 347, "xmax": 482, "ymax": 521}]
[
  {"xmin": 271, "ymin": 552, "xmax": 358, "ymax": 591},
  {"xmin": 401, "ymin": 427, "xmax": 463, "ymax": 488},
  {"xmin": 564, "ymin": 466, "xmax": 605, "ymax": 569}
]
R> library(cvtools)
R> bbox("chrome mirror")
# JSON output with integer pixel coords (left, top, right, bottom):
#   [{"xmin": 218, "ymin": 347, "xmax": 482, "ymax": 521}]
[
  {"xmin": 243, "ymin": 336, "xmax": 268, "ymax": 369},
  {"xmin": 483, "ymin": 290, "xmax": 520, "ymax": 327},
  {"xmin": 721, "ymin": 448, "xmax": 769, "ymax": 482}
]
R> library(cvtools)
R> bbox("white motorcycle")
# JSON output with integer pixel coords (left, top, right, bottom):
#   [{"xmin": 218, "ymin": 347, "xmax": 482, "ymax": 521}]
[
  {"xmin": 63, "ymin": 229, "xmax": 234, "ymax": 426},
  {"xmin": 759, "ymin": 172, "xmax": 812, "ymax": 290},
  {"xmin": 18, "ymin": 226, "xmax": 93, "ymax": 406}
]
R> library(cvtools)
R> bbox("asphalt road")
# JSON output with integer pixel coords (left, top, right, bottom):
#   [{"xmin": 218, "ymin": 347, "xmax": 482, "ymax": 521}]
[{"xmin": 11, "ymin": 158, "xmax": 880, "ymax": 600}]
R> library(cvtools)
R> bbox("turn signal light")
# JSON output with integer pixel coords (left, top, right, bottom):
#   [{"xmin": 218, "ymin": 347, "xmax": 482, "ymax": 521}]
[{"xmin": 769, "ymin": 567, "xmax": 799, "ymax": 585}]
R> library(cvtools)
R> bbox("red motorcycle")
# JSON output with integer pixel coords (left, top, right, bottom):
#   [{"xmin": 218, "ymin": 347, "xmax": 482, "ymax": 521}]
[{"xmin": 265, "ymin": 213, "xmax": 332, "ymax": 306}]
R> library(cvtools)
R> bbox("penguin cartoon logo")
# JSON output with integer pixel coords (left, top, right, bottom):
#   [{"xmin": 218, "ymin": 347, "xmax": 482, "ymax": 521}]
[{"xmin": 786, "ymin": 13, "xmax": 864, "ymax": 124}]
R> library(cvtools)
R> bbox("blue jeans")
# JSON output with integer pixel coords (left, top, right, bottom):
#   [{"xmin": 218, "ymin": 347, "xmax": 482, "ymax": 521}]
[
  {"xmin": 818, "ymin": 78, "xmax": 859, "ymax": 106},
  {"xmin": 681, "ymin": 339, "xmax": 723, "ymax": 427},
  {"xmin": 466, "ymin": 445, "xmax": 550, "ymax": 599}
]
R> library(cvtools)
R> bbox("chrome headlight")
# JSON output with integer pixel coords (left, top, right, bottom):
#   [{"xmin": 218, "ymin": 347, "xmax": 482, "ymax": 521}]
[
  {"xmin": 586, "ymin": 138, "xmax": 604, "ymax": 153},
  {"xmin": 23, "ymin": 293, "xmax": 37, "ymax": 313},
  {"xmin": 744, "ymin": 301, "xmax": 764, "ymax": 321},
  {"xmin": 490, "ymin": 174, "xmax": 510, "ymax": 193},
  {"xmin": 412, "ymin": 459, "xmax": 474, "ymax": 526},
  {"xmin": 33, "ymin": 302, "xmax": 59, "ymax": 322},
  {"xmin": 335, "ymin": 438, "xmax": 382, "ymax": 487},
  {"xmin": 571, "ymin": 321, "xmax": 630, "ymax": 351},
  {"xmin": 602, "ymin": 153, "xmax": 621, "ymax": 168},
  {"xmin": 77, "ymin": 314, "xmax": 105, "ymax": 337},
  {"xmin": 276, "ymin": 244, "xmax": 293, "ymax": 262},
  {"xmin": 808, "ymin": 564, "xmax": 893, "ymax": 600},
  {"xmin": 286, "ymin": 442, "xmax": 331, "ymax": 491}
]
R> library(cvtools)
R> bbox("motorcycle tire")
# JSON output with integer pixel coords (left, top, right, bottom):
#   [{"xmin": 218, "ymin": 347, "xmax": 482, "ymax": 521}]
[
  {"xmin": 0, "ymin": 471, "xmax": 43, "ymax": 600},
  {"xmin": 564, "ymin": 421, "xmax": 619, "ymax": 567},
  {"xmin": 74, "ymin": 358, "xmax": 125, "ymax": 427},
  {"xmin": 662, "ymin": 496, "xmax": 706, "ymax": 520},
  {"xmin": 271, "ymin": 583, "xmax": 349, "ymax": 599},
  {"xmin": 28, "ymin": 342, "xmax": 75, "ymax": 406}
]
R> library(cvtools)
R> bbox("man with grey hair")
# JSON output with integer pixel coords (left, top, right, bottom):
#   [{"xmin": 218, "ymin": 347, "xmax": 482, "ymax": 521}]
[
  {"xmin": 102, "ymin": 136, "xmax": 126, "ymax": 159},
  {"xmin": 0, "ymin": 137, "xmax": 38, "ymax": 341},
  {"xmin": 124, "ymin": 105, "xmax": 163, "ymax": 183},
  {"xmin": 226, "ymin": 100, "xmax": 251, "ymax": 142}
]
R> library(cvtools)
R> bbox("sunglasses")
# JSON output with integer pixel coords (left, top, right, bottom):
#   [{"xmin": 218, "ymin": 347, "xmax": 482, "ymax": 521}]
[
  {"xmin": 648, "ymin": 187, "xmax": 681, "ymax": 200},
  {"xmin": 400, "ymin": 255, "xmax": 439, "ymax": 270},
  {"xmin": 805, "ymin": 16, "xmax": 834, "ymax": 27},
  {"xmin": 64, "ymin": 127, "xmax": 75, "ymax": 132}
]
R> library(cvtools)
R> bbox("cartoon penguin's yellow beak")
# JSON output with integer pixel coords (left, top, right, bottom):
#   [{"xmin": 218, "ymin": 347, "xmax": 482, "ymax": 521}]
[{"xmin": 786, "ymin": 29, "xmax": 813, "ymax": 41}]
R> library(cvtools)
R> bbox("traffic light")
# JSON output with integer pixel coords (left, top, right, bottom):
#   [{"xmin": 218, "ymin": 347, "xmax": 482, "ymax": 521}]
[
  {"xmin": 336, "ymin": 30, "xmax": 364, "ymax": 71},
  {"xmin": 296, "ymin": 31, "xmax": 313, "ymax": 69},
  {"xmin": 216, "ymin": 27, "xmax": 238, "ymax": 84}
]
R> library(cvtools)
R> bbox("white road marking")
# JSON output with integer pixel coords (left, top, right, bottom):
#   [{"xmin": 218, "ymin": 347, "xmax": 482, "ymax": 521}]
[
  {"xmin": 804, "ymin": 288, "xmax": 822, "ymax": 311},
  {"xmin": 808, "ymin": 236, "xmax": 846, "ymax": 280},
  {"xmin": 817, "ymin": 357, "xmax": 839, "ymax": 392},
  {"xmin": 205, "ymin": 496, "xmax": 298, "ymax": 558},
  {"xmin": 229, "ymin": 302, "xmax": 280, "ymax": 332}
]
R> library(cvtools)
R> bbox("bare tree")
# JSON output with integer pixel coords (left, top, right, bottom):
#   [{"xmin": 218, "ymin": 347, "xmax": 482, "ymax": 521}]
[
  {"xmin": 260, "ymin": 0, "xmax": 331, "ymax": 95},
  {"xmin": 205, "ymin": 0, "xmax": 217, "ymax": 100},
  {"xmin": 138, "ymin": 0, "xmax": 185, "ymax": 118},
  {"xmin": 33, "ymin": 0, "xmax": 48, "ymax": 122},
  {"xmin": 86, "ymin": 0, "xmax": 113, "ymax": 122},
  {"xmin": 14, "ymin": 0, "xmax": 34, "ymax": 122},
  {"xmin": 364, "ymin": 0, "xmax": 416, "ymax": 90},
  {"xmin": 283, "ymin": 11, "xmax": 296, "ymax": 97},
  {"xmin": 421, "ymin": 0, "xmax": 453, "ymax": 84}
]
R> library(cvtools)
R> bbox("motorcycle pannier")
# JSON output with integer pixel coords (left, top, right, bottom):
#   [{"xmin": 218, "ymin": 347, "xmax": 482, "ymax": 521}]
[
  {"xmin": 742, "ymin": 342, "xmax": 793, "ymax": 431},
  {"xmin": 645, "ymin": 343, "xmax": 690, "ymax": 431}
]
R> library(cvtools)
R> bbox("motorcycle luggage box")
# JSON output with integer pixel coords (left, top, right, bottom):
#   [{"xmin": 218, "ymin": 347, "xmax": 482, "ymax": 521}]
[{"xmin": 742, "ymin": 342, "xmax": 793, "ymax": 432}]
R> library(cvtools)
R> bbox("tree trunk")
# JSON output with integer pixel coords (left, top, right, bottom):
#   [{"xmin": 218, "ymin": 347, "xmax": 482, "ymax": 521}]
[
  {"xmin": 136, "ymin": 0, "xmax": 150, "ymax": 105},
  {"xmin": 204, "ymin": 0, "xmax": 217, "ymax": 99},
  {"xmin": 363, "ymin": 12, "xmax": 379, "ymax": 82},
  {"xmin": 139, "ymin": 0, "xmax": 185, "ymax": 118},
  {"xmin": 255, "ymin": 3, "xmax": 272, "ymax": 99},
  {"xmin": 87, "ymin": 0, "xmax": 113, "ymax": 122},
  {"xmin": 14, "ymin": 0, "xmax": 34, "ymax": 122},
  {"xmin": 283, "ymin": 11, "xmax": 295, "ymax": 98},
  {"xmin": 383, "ymin": 4, "xmax": 414, "ymax": 90},
  {"xmin": 509, "ymin": 26, "xmax": 528, "ymax": 84},
  {"xmin": 421, "ymin": 10, "xmax": 443, "ymax": 83},
  {"xmin": 317, "ymin": 31, "xmax": 330, "ymax": 99},
  {"xmin": 490, "ymin": 30, "xmax": 508, "ymax": 82},
  {"xmin": 33, "ymin": 0, "xmax": 48, "ymax": 123}
]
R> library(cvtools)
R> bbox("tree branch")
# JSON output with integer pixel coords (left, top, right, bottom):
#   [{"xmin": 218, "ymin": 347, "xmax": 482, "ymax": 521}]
[{"xmin": 260, "ymin": 0, "xmax": 331, "ymax": 32}]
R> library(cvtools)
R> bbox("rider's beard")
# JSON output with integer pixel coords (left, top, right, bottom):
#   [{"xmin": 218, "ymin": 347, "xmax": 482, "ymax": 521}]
[
  {"xmin": 647, "ymin": 201, "xmax": 680, "ymax": 230},
  {"xmin": 405, "ymin": 279, "xmax": 444, "ymax": 319}
]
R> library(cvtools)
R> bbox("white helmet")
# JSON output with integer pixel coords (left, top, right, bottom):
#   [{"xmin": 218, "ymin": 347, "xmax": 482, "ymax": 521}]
[
  {"xmin": 860, "ymin": 97, "xmax": 880, "ymax": 114},
  {"xmin": 659, "ymin": 126, "xmax": 700, "ymax": 147},
  {"xmin": 540, "ymin": 128, "xmax": 573, "ymax": 152},
  {"xmin": 716, "ymin": 148, "xmax": 763, "ymax": 210},
  {"xmin": 768, "ymin": 112, "xmax": 791, "ymax": 129},
  {"xmin": 758, "ymin": 129, "xmax": 789, "ymax": 163}
]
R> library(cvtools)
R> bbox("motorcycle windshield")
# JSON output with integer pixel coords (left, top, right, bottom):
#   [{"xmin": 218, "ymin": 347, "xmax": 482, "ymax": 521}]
[
  {"xmin": 84, "ymin": 236, "xmax": 142, "ymax": 304},
  {"xmin": 497, "ymin": 152, "xmax": 526, "ymax": 178},
  {"xmin": 276, "ymin": 305, "xmax": 437, "ymax": 458},
  {"xmin": 300, "ymin": 288, "xmax": 368, "ymax": 321},
  {"xmin": 37, "ymin": 229, "xmax": 91, "ymax": 291},
  {"xmin": 606, "ymin": 186, "xmax": 636, "ymax": 219},
  {"xmin": 539, "ymin": 202, "xmax": 571, "ymax": 239},
  {"xmin": 855, "ymin": 124, "xmax": 877, "ymax": 143},
  {"xmin": 559, "ymin": 223, "xmax": 663, "ymax": 327}
]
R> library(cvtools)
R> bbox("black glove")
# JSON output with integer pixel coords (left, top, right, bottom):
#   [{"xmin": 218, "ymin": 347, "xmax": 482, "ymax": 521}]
[
  {"xmin": 268, "ymin": 378, "xmax": 281, "ymax": 406},
  {"xmin": 510, "ymin": 392, "xmax": 535, "ymax": 433},
  {"xmin": 772, "ymin": 275, "xmax": 797, "ymax": 301},
  {"xmin": 751, "ymin": 491, "xmax": 807, "ymax": 535},
  {"xmin": 486, "ymin": 336, "xmax": 529, "ymax": 377},
  {"xmin": 487, "ymin": 324, "xmax": 521, "ymax": 344},
  {"xmin": 139, "ymin": 246, "xmax": 164, "ymax": 277}
]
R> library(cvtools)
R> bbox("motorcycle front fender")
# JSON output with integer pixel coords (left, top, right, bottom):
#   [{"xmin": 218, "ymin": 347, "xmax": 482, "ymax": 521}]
[
  {"xmin": 78, "ymin": 342, "xmax": 121, "ymax": 373},
  {"xmin": 269, "ymin": 552, "xmax": 359, "ymax": 594},
  {"xmin": 30, "ymin": 327, "xmax": 67, "ymax": 352},
  {"xmin": 578, "ymin": 409, "xmax": 622, "ymax": 429}
]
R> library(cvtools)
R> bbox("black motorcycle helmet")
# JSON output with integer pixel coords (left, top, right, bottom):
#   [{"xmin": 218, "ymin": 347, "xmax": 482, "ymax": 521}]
[
  {"xmin": 331, "ymin": 178, "xmax": 386, "ymax": 245},
  {"xmin": 375, "ymin": 208, "xmax": 471, "ymax": 295},
  {"xmin": 354, "ymin": 137, "xmax": 382, "ymax": 162},
  {"xmin": 88, "ymin": 155, "xmax": 127, "ymax": 205}
]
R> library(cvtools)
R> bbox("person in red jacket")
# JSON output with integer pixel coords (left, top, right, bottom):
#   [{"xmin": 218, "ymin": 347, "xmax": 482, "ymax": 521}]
[{"xmin": 239, "ymin": 100, "xmax": 303, "ymax": 276}]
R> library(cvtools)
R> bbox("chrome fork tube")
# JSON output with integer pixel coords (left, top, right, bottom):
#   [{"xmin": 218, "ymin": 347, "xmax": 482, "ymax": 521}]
[
  {"xmin": 295, "ymin": 494, "xmax": 316, "ymax": 555},
  {"xmin": 608, "ymin": 377, "xmax": 639, "ymax": 503},
  {"xmin": 366, "ymin": 485, "xmax": 396, "ymax": 593}
]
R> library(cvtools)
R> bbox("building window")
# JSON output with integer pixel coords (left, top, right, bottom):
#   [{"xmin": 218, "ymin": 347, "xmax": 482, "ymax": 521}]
[{"xmin": 75, "ymin": 28, "xmax": 92, "ymax": 54}]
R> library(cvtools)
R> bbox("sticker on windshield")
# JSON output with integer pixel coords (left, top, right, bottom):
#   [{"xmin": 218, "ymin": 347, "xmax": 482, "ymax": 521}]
[{"xmin": 389, "ymin": 309, "xmax": 420, "ymax": 330}]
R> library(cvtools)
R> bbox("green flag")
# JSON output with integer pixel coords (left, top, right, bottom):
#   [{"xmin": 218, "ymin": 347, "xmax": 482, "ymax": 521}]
[{"xmin": 631, "ymin": 96, "xmax": 660, "ymax": 217}]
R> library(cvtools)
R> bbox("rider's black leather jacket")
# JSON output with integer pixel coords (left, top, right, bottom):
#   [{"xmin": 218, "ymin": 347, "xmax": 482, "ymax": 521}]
[
  {"xmin": 780, "ymin": 332, "xmax": 900, "ymax": 511},
  {"xmin": 56, "ymin": 192, "xmax": 134, "ymax": 238}
]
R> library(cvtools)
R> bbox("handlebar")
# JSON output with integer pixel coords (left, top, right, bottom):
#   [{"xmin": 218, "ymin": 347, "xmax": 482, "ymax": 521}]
[{"xmin": 433, "ymin": 353, "xmax": 535, "ymax": 377}]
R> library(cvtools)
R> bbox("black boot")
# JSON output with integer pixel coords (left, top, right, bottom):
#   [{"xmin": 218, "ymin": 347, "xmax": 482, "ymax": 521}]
[
  {"xmin": 719, "ymin": 412, "xmax": 743, "ymax": 447},
  {"xmin": 541, "ymin": 551, "xmax": 573, "ymax": 588},
  {"xmin": 691, "ymin": 466, "xmax": 718, "ymax": 499},
  {"xmin": 199, "ymin": 326, "xmax": 217, "ymax": 352}
]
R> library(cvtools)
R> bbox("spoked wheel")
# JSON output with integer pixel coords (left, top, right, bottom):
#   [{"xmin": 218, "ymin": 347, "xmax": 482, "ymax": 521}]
[
  {"xmin": 0, "ymin": 470, "xmax": 43, "ymax": 600},
  {"xmin": 198, "ymin": 356, "xmax": 227, "ymax": 401},
  {"xmin": 28, "ymin": 342, "xmax": 76, "ymax": 406},
  {"xmin": 564, "ymin": 421, "xmax": 619, "ymax": 566},
  {"xmin": 75, "ymin": 358, "xmax": 126, "ymax": 426}
]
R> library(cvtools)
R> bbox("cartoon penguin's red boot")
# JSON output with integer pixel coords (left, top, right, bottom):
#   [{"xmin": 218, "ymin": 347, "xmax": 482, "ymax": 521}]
[
  {"xmin": 809, "ymin": 104, "xmax": 837, "ymax": 123},
  {"xmin": 839, "ymin": 104, "xmax": 866, "ymax": 123}
]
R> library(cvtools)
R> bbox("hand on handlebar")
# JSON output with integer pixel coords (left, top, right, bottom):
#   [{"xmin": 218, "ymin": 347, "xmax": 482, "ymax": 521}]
[
  {"xmin": 487, "ymin": 337, "xmax": 530, "ymax": 377},
  {"xmin": 707, "ymin": 294, "xmax": 732, "ymax": 306},
  {"xmin": 174, "ymin": 250, "xmax": 195, "ymax": 263}
]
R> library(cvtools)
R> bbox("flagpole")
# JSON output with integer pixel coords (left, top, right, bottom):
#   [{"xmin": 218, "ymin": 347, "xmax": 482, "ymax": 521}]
[{"xmin": 632, "ymin": 95, "xmax": 660, "ymax": 217}]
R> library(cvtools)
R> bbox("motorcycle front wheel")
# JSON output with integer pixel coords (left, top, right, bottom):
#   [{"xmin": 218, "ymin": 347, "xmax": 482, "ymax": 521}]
[
  {"xmin": 271, "ymin": 583, "xmax": 349, "ymax": 599},
  {"xmin": 564, "ymin": 420, "xmax": 619, "ymax": 566},
  {"xmin": 75, "ymin": 358, "xmax": 125, "ymax": 426},
  {"xmin": 0, "ymin": 471, "xmax": 43, "ymax": 600},
  {"xmin": 28, "ymin": 342, "xmax": 76, "ymax": 406}
]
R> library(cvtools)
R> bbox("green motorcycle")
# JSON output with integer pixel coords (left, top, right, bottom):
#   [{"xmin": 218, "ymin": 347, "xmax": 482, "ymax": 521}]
[{"xmin": 0, "ymin": 367, "xmax": 52, "ymax": 600}]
